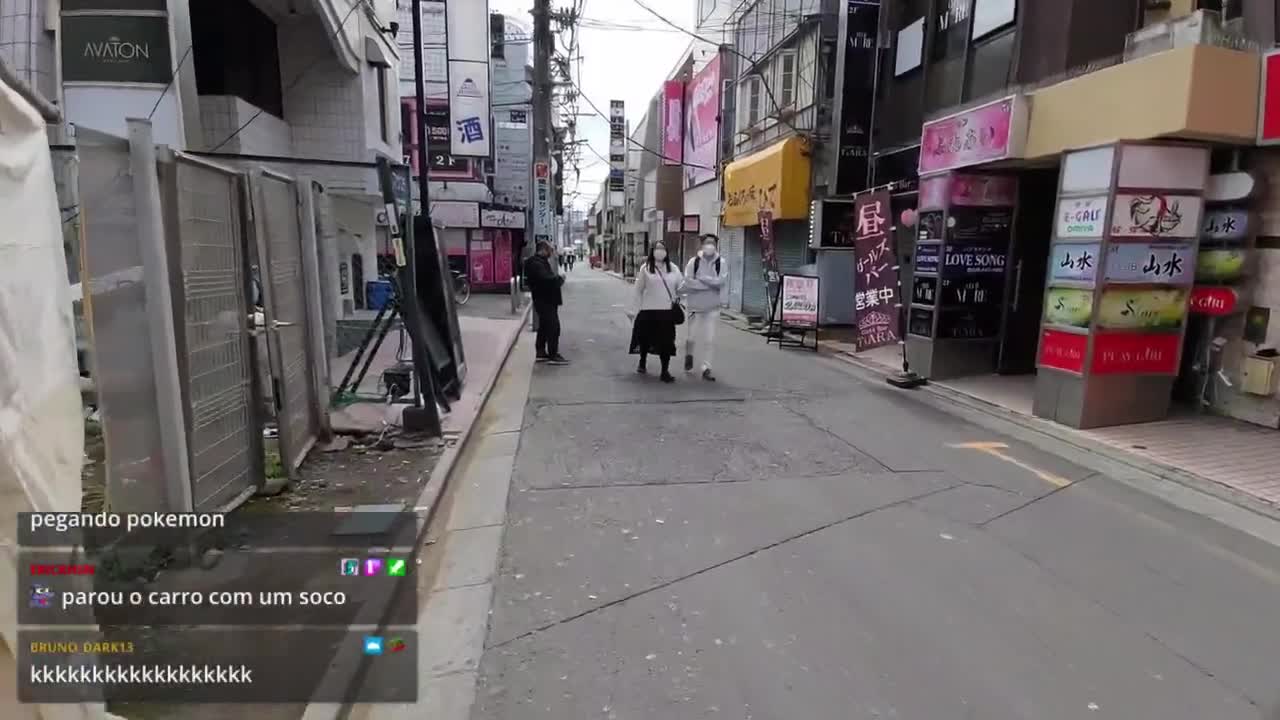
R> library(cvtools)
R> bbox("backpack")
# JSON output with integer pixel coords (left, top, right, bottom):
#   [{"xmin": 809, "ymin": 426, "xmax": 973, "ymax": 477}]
[{"xmin": 694, "ymin": 256, "xmax": 721, "ymax": 276}]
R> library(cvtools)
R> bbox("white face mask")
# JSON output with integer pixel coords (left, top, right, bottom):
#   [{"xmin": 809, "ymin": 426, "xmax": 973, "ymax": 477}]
[
  {"xmin": 702, "ymin": 245, "xmax": 716, "ymax": 258},
  {"xmin": 653, "ymin": 250, "xmax": 667, "ymax": 262}
]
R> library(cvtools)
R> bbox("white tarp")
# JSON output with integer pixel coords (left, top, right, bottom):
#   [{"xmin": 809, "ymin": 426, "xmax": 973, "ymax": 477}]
[{"xmin": 0, "ymin": 76, "xmax": 121, "ymax": 719}]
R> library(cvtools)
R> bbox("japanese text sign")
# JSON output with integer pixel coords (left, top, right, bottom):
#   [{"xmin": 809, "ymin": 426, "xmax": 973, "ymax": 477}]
[
  {"xmin": 662, "ymin": 80, "xmax": 684, "ymax": 166},
  {"xmin": 853, "ymin": 190, "xmax": 899, "ymax": 351},
  {"xmin": 1056, "ymin": 196, "xmax": 1107, "ymax": 238},
  {"xmin": 1200, "ymin": 208, "xmax": 1250, "ymax": 243},
  {"xmin": 919, "ymin": 96, "xmax": 1021, "ymax": 175},
  {"xmin": 1104, "ymin": 242, "xmax": 1194, "ymax": 285},
  {"xmin": 780, "ymin": 275, "xmax": 819, "ymax": 329},
  {"xmin": 1050, "ymin": 242, "xmax": 1100, "ymax": 284}
]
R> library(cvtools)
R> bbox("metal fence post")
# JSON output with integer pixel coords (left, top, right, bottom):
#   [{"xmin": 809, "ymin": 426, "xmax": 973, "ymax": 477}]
[
  {"xmin": 296, "ymin": 176, "xmax": 333, "ymax": 440},
  {"xmin": 127, "ymin": 118, "xmax": 194, "ymax": 513}
]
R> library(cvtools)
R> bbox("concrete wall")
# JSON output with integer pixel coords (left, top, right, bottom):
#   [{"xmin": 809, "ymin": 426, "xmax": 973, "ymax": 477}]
[{"xmin": 1025, "ymin": 45, "xmax": 1260, "ymax": 159}]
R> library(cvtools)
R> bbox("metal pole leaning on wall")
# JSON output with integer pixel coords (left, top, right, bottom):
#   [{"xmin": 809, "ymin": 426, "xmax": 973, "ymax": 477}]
[
  {"xmin": 296, "ymin": 178, "xmax": 333, "ymax": 440},
  {"xmin": 127, "ymin": 118, "xmax": 194, "ymax": 512}
]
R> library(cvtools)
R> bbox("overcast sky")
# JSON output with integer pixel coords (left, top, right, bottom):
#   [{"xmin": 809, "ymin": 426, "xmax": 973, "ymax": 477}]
[{"xmin": 489, "ymin": 0, "xmax": 697, "ymax": 209}]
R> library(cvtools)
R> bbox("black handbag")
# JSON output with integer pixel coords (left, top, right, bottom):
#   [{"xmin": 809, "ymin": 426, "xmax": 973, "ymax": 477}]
[{"xmin": 656, "ymin": 267, "xmax": 685, "ymax": 325}]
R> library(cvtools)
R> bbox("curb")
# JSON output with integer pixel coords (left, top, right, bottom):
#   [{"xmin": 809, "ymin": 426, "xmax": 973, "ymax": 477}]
[
  {"xmin": 300, "ymin": 302, "xmax": 533, "ymax": 720},
  {"xmin": 827, "ymin": 349, "xmax": 1280, "ymax": 524}
]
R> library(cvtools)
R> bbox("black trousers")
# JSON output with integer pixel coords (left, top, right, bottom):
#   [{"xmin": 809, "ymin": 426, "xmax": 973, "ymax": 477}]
[{"xmin": 534, "ymin": 302, "xmax": 561, "ymax": 357}]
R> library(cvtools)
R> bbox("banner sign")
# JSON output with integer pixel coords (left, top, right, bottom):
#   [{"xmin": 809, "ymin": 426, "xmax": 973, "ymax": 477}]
[
  {"xmin": 1110, "ymin": 193, "xmax": 1203, "ymax": 239},
  {"xmin": 61, "ymin": 15, "xmax": 173, "ymax": 84},
  {"xmin": 949, "ymin": 174, "xmax": 1017, "ymax": 207},
  {"xmin": 1200, "ymin": 208, "xmax": 1250, "ymax": 243},
  {"xmin": 662, "ymin": 81, "xmax": 684, "ymax": 166},
  {"xmin": 832, "ymin": 0, "xmax": 879, "ymax": 195},
  {"xmin": 1050, "ymin": 242, "xmax": 1100, "ymax": 283},
  {"xmin": 1104, "ymin": 242, "xmax": 1194, "ymax": 285},
  {"xmin": 683, "ymin": 56, "xmax": 721, "ymax": 188},
  {"xmin": 1038, "ymin": 328, "xmax": 1087, "ymax": 374},
  {"xmin": 1056, "ymin": 196, "xmax": 1108, "ymax": 238},
  {"xmin": 446, "ymin": 0, "xmax": 490, "ymax": 62},
  {"xmin": 912, "ymin": 275, "xmax": 937, "ymax": 305},
  {"xmin": 915, "ymin": 243, "xmax": 941, "ymax": 274},
  {"xmin": 759, "ymin": 210, "xmax": 779, "ymax": 283},
  {"xmin": 942, "ymin": 243, "xmax": 1007, "ymax": 276},
  {"xmin": 948, "ymin": 206, "xmax": 1013, "ymax": 243},
  {"xmin": 941, "ymin": 276, "xmax": 1002, "ymax": 306},
  {"xmin": 448, "ymin": 60, "xmax": 491, "ymax": 157},
  {"xmin": 534, "ymin": 162, "xmax": 551, "ymax": 236},
  {"xmin": 780, "ymin": 275, "xmax": 820, "ymax": 329},
  {"xmin": 609, "ymin": 100, "xmax": 625, "ymax": 201},
  {"xmin": 919, "ymin": 96, "xmax": 1023, "ymax": 175},
  {"xmin": 1097, "ymin": 286, "xmax": 1188, "ymax": 330},
  {"xmin": 1091, "ymin": 331, "xmax": 1181, "ymax": 375},
  {"xmin": 853, "ymin": 190, "xmax": 899, "ymax": 351}
]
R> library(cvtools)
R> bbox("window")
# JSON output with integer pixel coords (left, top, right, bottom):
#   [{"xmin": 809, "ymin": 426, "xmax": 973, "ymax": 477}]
[
  {"xmin": 778, "ymin": 51, "xmax": 796, "ymax": 108},
  {"xmin": 375, "ymin": 66, "xmax": 389, "ymax": 144},
  {"xmin": 746, "ymin": 76, "xmax": 762, "ymax": 126},
  {"xmin": 191, "ymin": 0, "xmax": 283, "ymax": 117},
  {"xmin": 491, "ymin": 13, "xmax": 506, "ymax": 59},
  {"xmin": 971, "ymin": 0, "xmax": 1015, "ymax": 42},
  {"xmin": 894, "ymin": 17, "xmax": 925, "ymax": 76}
]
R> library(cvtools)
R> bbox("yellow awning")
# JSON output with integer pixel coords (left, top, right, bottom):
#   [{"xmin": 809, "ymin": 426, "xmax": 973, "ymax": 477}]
[{"xmin": 721, "ymin": 136, "xmax": 811, "ymax": 227}]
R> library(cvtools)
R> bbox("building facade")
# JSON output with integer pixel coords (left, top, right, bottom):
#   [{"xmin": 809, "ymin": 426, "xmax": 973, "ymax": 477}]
[{"xmin": 812, "ymin": 0, "xmax": 1280, "ymax": 431}]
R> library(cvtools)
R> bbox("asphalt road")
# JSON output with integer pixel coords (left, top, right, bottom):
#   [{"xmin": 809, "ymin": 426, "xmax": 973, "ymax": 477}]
[{"xmin": 470, "ymin": 265, "xmax": 1280, "ymax": 720}]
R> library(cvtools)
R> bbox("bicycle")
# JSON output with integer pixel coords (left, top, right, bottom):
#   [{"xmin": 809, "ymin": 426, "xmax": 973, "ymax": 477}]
[{"xmin": 452, "ymin": 270, "xmax": 471, "ymax": 306}]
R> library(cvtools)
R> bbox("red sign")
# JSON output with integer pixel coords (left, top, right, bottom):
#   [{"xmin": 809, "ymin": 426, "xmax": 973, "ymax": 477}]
[
  {"xmin": 1091, "ymin": 332, "xmax": 1181, "ymax": 375},
  {"xmin": 1261, "ymin": 50, "xmax": 1280, "ymax": 145},
  {"xmin": 1188, "ymin": 286, "xmax": 1241, "ymax": 316},
  {"xmin": 662, "ymin": 80, "xmax": 684, "ymax": 166},
  {"xmin": 30, "ymin": 564, "xmax": 95, "ymax": 575},
  {"xmin": 1038, "ymin": 329, "xmax": 1087, "ymax": 374},
  {"xmin": 534, "ymin": 162, "xmax": 549, "ymax": 179}
]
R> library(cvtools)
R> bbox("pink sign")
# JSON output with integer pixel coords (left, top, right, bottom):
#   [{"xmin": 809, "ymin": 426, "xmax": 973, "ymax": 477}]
[
  {"xmin": 470, "ymin": 239, "xmax": 494, "ymax": 284},
  {"xmin": 919, "ymin": 96, "xmax": 1019, "ymax": 175},
  {"xmin": 919, "ymin": 175, "xmax": 950, "ymax": 210},
  {"xmin": 950, "ymin": 174, "xmax": 1016, "ymax": 207},
  {"xmin": 662, "ymin": 81, "xmax": 684, "ymax": 166},
  {"xmin": 683, "ymin": 56, "xmax": 721, "ymax": 187},
  {"xmin": 493, "ymin": 231, "xmax": 513, "ymax": 283}
]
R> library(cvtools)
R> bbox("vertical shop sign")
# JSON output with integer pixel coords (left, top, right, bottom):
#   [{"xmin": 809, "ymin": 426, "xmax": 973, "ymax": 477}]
[
  {"xmin": 534, "ymin": 162, "xmax": 551, "ymax": 237},
  {"xmin": 683, "ymin": 56, "xmax": 721, "ymax": 188},
  {"xmin": 446, "ymin": 0, "xmax": 491, "ymax": 157},
  {"xmin": 759, "ymin": 210, "xmax": 779, "ymax": 283},
  {"xmin": 853, "ymin": 190, "xmax": 899, "ymax": 350},
  {"xmin": 832, "ymin": 0, "xmax": 880, "ymax": 195},
  {"xmin": 662, "ymin": 81, "xmax": 684, "ymax": 166},
  {"xmin": 609, "ymin": 100, "xmax": 626, "ymax": 203}
]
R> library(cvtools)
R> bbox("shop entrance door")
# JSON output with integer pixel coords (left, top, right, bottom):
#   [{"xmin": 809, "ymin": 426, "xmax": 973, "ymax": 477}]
[{"xmin": 998, "ymin": 168, "xmax": 1058, "ymax": 374}]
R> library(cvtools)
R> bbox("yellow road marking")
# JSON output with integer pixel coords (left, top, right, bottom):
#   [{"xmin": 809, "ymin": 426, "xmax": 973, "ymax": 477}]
[{"xmin": 948, "ymin": 442, "xmax": 1072, "ymax": 488}]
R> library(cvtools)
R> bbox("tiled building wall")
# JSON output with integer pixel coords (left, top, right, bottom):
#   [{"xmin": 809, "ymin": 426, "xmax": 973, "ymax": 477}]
[
  {"xmin": 199, "ymin": 96, "xmax": 293, "ymax": 156},
  {"xmin": 0, "ymin": 0, "xmax": 56, "ymax": 102},
  {"xmin": 1209, "ymin": 150, "xmax": 1280, "ymax": 428}
]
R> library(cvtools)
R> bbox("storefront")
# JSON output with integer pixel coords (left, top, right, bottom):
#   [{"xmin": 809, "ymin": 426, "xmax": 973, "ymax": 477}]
[
  {"xmin": 478, "ymin": 206, "xmax": 524, "ymax": 292},
  {"xmin": 722, "ymin": 136, "xmax": 813, "ymax": 318}
]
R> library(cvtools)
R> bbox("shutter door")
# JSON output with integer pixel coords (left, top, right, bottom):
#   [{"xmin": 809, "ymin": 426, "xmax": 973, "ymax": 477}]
[
  {"xmin": 742, "ymin": 227, "xmax": 767, "ymax": 317},
  {"xmin": 722, "ymin": 226, "xmax": 745, "ymax": 313},
  {"xmin": 774, "ymin": 220, "xmax": 811, "ymax": 274}
]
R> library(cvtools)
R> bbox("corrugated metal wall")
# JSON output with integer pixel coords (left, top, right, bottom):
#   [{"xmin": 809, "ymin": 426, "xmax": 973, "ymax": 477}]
[{"xmin": 742, "ymin": 221, "xmax": 812, "ymax": 318}]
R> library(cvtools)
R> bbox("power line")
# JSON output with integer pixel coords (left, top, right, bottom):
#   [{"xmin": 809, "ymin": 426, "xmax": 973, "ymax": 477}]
[{"xmin": 562, "ymin": 73, "xmax": 715, "ymax": 171}]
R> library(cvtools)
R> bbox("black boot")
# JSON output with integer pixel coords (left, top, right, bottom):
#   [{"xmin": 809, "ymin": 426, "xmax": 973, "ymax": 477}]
[{"xmin": 637, "ymin": 354, "xmax": 647, "ymax": 374}]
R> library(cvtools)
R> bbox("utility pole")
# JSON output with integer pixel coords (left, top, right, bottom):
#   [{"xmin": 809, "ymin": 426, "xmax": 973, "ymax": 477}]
[{"xmin": 530, "ymin": 0, "xmax": 553, "ymax": 331}]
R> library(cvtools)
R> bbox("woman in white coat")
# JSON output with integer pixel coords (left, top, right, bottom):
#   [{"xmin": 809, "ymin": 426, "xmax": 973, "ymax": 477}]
[{"xmin": 628, "ymin": 241, "xmax": 684, "ymax": 382}]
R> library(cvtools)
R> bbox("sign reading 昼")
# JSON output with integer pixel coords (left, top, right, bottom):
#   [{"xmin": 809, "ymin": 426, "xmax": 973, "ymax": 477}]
[
  {"xmin": 1056, "ymin": 196, "xmax": 1107, "ymax": 238},
  {"xmin": 780, "ymin": 275, "xmax": 820, "ymax": 329},
  {"xmin": 1050, "ymin": 242, "xmax": 1101, "ymax": 283},
  {"xmin": 1104, "ymin": 242, "xmax": 1194, "ymax": 285},
  {"xmin": 1110, "ymin": 193, "xmax": 1202, "ymax": 238},
  {"xmin": 853, "ymin": 190, "xmax": 900, "ymax": 351}
]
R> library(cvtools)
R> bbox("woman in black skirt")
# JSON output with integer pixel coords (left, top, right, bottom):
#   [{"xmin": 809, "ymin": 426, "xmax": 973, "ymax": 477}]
[{"xmin": 628, "ymin": 241, "xmax": 685, "ymax": 382}]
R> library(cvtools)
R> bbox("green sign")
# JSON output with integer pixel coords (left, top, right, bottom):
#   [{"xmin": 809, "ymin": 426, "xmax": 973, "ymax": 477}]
[{"xmin": 62, "ymin": 15, "xmax": 172, "ymax": 84}]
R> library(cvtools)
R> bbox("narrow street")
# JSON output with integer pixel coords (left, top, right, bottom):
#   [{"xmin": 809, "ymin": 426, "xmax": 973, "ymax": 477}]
[{"xmin": 460, "ymin": 265, "xmax": 1280, "ymax": 719}]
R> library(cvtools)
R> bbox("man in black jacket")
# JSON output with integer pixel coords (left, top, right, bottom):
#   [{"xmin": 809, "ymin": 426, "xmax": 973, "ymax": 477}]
[{"xmin": 524, "ymin": 241, "xmax": 568, "ymax": 364}]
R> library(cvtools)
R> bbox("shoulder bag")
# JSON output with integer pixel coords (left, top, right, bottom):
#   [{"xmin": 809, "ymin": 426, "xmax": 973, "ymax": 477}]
[{"xmin": 656, "ymin": 266, "xmax": 685, "ymax": 325}]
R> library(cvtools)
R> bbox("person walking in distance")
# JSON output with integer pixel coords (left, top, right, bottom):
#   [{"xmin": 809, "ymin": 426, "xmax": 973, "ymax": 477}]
[
  {"xmin": 524, "ymin": 241, "xmax": 568, "ymax": 364},
  {"xmin": 682, "ymin": 235, "xmax": 727, "ymax": 381},
  {"xmin": 627, "ymin": 241, "xmax": 684, "ymax": 382}
]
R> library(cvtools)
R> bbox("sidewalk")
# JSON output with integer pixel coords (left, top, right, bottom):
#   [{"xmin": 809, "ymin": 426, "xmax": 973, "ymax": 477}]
[{"xmin": 823, "ymin": 337, "xmax": 1280, "ymax": 517}]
